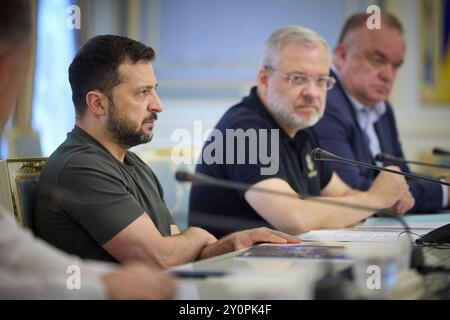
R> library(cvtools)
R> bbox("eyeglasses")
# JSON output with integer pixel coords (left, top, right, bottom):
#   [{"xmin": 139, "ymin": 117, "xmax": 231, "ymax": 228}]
[{"xmin": 264, "ymin": 66, "xmax": 336, "ymax": 90}]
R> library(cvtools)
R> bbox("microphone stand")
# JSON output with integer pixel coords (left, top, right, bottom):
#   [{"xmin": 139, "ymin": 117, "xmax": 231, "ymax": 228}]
[
  {"xmin": 312, "ymin": 148, "xmax": 450, "ymax": 186},
  {"xmin": 312, "ymin": 148, "xmax": 450, "ymax": 264},
  {"xmin": 433, "ymin": 147, "xmax": 450, "ymax": 156},
  {"xmin": 375, "ymin": 153, "xmax": 450, "ymax": 170},
  {"xmin": 176, "ymin": 170, "xmax": 422, "ymax": 270},
  {"xmin": 178, "ymin": 171, "xmax": 388, "ymax": 212}
]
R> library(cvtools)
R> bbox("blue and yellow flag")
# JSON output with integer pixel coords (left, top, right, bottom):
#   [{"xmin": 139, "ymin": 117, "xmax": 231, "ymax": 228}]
[{"xmin": 421, "ymin": 0, "xmax": 450, "ymax": 103}]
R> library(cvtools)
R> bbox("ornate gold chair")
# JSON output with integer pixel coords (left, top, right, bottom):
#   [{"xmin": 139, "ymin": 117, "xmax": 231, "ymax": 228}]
[{"xmin": 0, "ymin": 158, "xmax": 47, "ymax": 231}]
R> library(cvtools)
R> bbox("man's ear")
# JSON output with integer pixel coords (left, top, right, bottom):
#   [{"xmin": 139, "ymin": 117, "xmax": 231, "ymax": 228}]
[
  {"xmin": 85, "ymin": 90, "xmax": 107, "ymax": 116},
  {"xmin": 333, "ymin": 43, "xmax": 347, "ymax": 70},
  {"xmin": 257, "ymin": 67, "xmax": 270, "ymax": 90}
]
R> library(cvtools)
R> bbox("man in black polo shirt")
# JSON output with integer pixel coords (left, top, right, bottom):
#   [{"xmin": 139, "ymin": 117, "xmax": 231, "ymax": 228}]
[{"xmin": 189, "ymin": 26, "xmax": 414, "ymax": 238}]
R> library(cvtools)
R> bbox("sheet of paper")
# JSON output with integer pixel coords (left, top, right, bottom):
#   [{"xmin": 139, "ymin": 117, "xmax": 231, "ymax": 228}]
[
  {"xmin": 299, "ymin": 229, "xmax": 422, "ymax": 242},
  {"xmin": 355, "ymin": 213, "xmax": 450, "ymax": 230}
]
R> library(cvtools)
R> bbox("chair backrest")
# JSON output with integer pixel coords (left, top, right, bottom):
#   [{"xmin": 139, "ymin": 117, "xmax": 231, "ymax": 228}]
[
  {"xmin": 133, "ymin": 146, "xmax": 197, "ymax": 230},
  {"xmin": 149, "ymin": 161, "xmax": 193, "ymax": 230},
  {"xmin": 0, "ymin": 158, "xmax": 47, "ymax": 231}
]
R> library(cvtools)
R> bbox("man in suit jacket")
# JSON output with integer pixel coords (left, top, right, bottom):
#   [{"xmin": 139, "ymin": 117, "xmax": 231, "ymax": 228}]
[{"xmin": 315, "ymin": 12, "xmax": 449, "ymax": 213}]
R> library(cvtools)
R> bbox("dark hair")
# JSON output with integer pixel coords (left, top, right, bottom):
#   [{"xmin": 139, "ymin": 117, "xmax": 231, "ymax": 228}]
[
  {"xmin": 69, "ymin": 35, "xmax": 155, "ymax": 117},
  {"xmin": 337, "ymin": 11, "xmax": 404, "ymax": 46},
  {"xmin": 0, "ymin": 0, "xmax": 32, "ymax": 49}
]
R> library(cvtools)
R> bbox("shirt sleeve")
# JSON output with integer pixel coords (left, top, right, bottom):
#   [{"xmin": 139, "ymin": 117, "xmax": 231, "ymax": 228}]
[
  {"xmin": 57, "ymin": 152, "xmax": 146, "ymax": 244},
  {"xmin": 309, "ymin": 128, "xmax": 334, "ymax": 190},
  {"xmin": 319, "ymin": 160, "xmax": 334, "ymax": 189},
  {"xmin": 0, "ymin": 207, "xmax": 115, "ymax": 299}
]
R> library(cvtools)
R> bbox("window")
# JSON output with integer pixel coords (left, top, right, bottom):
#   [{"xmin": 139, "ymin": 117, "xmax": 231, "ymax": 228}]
[{"xmin": 33, "ymin": 0, "xmax": 76, "ymax": 156}]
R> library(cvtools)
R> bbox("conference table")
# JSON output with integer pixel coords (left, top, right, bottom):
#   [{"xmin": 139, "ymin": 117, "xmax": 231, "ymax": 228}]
[{"xmin": 171, "ymin": 213, "xmax": 450, "ymax": 300}]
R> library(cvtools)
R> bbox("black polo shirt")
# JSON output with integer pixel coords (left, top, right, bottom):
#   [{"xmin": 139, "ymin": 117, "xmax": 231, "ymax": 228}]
[{"xmin": 188, "ymin": 87, "xmax": 333, "ymax": 238}]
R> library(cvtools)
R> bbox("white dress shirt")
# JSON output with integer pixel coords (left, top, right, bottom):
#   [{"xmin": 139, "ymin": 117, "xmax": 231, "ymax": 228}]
[{"xmin": 0, "ymin": 207, "xmax": 115, "ymax": 299}]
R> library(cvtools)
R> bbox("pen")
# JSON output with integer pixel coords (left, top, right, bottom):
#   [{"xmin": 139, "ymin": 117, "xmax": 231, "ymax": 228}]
[{"xmin": 170, "ymin": 270, "xmax": 228, "ymax": 278}]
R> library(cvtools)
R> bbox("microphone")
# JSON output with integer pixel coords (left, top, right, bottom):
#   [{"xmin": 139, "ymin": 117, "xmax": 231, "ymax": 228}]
[
  {"xmin": 176, "ymin": 170, "xmax": 424, "ymax": 269},
  {"xmin": 175, "ymin": 171, "xmax": 196, "ymax": 183},
  {"xmin": 312, "ymin": 148, "xmax": 450, "ymax": 186},
  {"xmin": 433, "ymin": 147, "xmax": 450, "ymax": 156},
  {"xmin": 312, "ymin": 147, "xmax": 450, "ymax": 246},
  {"xmin": 375, "ymin": 152, "xmax": 450, "ymax": 170},
  {"xmin": 176, "ymin": 170, "xmax": 386, "ymax": 212}
]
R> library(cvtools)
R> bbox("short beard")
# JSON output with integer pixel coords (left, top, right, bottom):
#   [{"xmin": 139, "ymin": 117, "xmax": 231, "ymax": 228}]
[
  {"xmin": 106, "ymin": 98, "xmax": 157, "ymax": 149},
  {"xmin": 267, "ymin": 87, "xmax": 322, "ymax": 132}
]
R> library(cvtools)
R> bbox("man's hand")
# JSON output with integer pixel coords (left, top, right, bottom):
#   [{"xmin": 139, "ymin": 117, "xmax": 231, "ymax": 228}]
[
  {"xmin": 368, "ymin": 165, "xmax": 411, "ymax": 210},
  {"xmin": 392, "ymin": 189, "xmax": 415, "ymax": 214},
  {"xmin": 102, "ymin": 263, "xmax": 177, "ymax": 300},
  {"xmin": 224, "ymin": 227, "xmax": 301, "ymax": 250},
  {"xmin": 198, "ymin": 227, "xmax": 300, "ymax": 260},
  {"xmin": 184, "ymin": 226, "xmax": 217, "ymax": 246}
]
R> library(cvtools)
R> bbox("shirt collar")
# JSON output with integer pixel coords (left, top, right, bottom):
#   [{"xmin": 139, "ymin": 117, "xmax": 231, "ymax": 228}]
[
  {"xmin": 72, "ymin": 125, "xmax": 135, "ymax": 168},
  {"xmin": 347, "ymin": 91, "xmax": 386, "ymax": 118}
]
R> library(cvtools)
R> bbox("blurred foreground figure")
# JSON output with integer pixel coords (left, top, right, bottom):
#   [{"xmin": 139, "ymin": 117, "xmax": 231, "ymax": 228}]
[{"xmin": 0, "ymin": 0, "xmax": 176, "ymax": 300}]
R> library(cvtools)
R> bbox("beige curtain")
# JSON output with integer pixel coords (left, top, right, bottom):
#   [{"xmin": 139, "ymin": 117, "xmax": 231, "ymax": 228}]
[
  {"xmin": 5, "ymin": 1, "xmax": 40, "ymax": 157},
  {"xmin": 12, "ymin": 0, "xmax": 38, "ymax": 130}
]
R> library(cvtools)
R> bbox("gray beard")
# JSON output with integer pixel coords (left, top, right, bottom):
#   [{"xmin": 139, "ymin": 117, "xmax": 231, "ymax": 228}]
[{"xmin": 267, "ymin": 89, "xmax": 322, "ymax": 131}]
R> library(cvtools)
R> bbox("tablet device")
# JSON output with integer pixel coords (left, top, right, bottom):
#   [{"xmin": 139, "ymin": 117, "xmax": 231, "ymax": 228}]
[{"xmin": 238, "ymin": 245, "xmax": 348, "ymax": 260}]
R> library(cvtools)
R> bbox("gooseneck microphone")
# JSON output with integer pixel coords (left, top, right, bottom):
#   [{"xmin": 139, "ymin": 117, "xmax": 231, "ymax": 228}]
[
  {"xmin": 312, "ymin": 147, "xmax": 450, "ymax": 245},
  {"xmin": 375, "ymin": 152, "xmax": 450, "ymax": 170},
  {"xmin": 433, "ymin": 147, "xmax": 450, "ymax": 156},
  {"xmin": 312, "ymin": 148, "xmax": 450, "ymax": 186},
  {"xmin": 176, "ymin": 170, "xmax": 382, "ymax": 212},
  {"xmin": 176, "ymin": 170, "xmax": 424, "ymax": 269}
]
